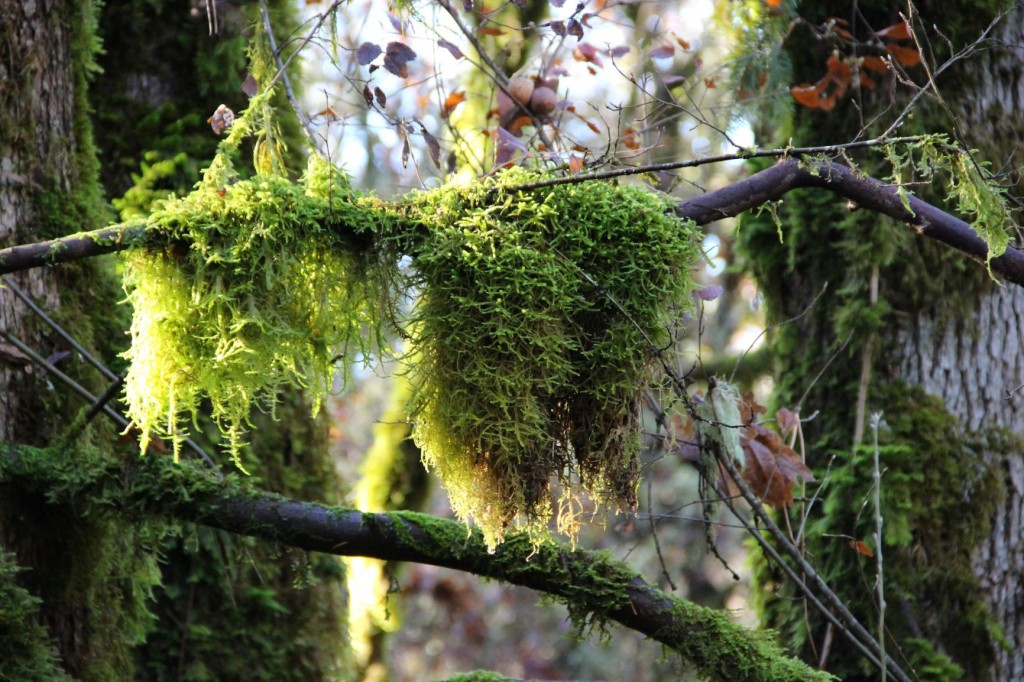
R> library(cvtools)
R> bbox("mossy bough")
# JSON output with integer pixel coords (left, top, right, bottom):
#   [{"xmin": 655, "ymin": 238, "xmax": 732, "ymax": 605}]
[
  {"xmin": 122, "ymin": 159, "xmax": 393, "ymax": 468},
  {"xmin": 123, "ymin": 161, "xmax": 700, "ymax": 545}
]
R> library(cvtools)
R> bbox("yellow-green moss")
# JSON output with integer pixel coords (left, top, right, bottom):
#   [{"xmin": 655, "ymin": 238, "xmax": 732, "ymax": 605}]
[
  {"xmin": 121, "ymin": 158, "xmax": 393, "ymax": 467},
  {"xmin": 123, "ymin": 157, "xmax": 701, "ymax": 548},
  {"xmin": 403, "ymin": 168, "xmax": 701, "ymax": 547}
]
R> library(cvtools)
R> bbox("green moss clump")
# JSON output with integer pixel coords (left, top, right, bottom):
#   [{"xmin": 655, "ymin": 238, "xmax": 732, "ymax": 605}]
[
  {"xmin": 122, "ymin": 157, "xmax": 392, "ymax": 467},
  {"xmin": 0, "ymin": 550, "xmax": 74, "ymax": 682},
  {"xmin": 404, "ymin": 168, "xmax": 701, "ymax": 548}
]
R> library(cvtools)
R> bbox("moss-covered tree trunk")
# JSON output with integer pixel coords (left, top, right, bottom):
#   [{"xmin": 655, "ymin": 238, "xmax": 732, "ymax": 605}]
[
  {"xmin": 741, "ymin": 2, "xmax": 1024, "ymax": 680},
  {"xmin": 0, "ymin": 0, "xmax": 158, "ymax": 678}
]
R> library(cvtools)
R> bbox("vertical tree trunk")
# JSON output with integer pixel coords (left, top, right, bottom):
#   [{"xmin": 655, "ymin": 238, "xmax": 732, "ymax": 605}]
[
  {"xmin": 0, "ymin": 0, "xmax": 156, "ymax": 678},
  {"xmin": 741, "ymin": 2, "xmax": 1024, "ymax": 680}
]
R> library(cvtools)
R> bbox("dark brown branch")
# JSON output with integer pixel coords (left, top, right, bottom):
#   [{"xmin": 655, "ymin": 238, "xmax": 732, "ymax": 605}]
[
  {"xmin": 675, "ymin": 158, "xmax": 1024, "ymax": 284},
  {"xmin": 0, "ymin": 221, "xmax": 147, "ymax": 275},
  {"xmin": 0, "ymin": 446, "xmax": 828, "ymax": 682},
  {"xmin": 1, "ymin": 159, "xmax": 1021, "ymax": 285}
]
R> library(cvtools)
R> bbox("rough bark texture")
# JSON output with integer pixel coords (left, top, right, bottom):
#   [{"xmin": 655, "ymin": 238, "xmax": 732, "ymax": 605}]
[
  {"xmin": 0, "ymin": 1, "xmax": 150, "ymax": 678},
  {"xmin": 0, "ymin": 0, "xmax": 72, "ymax": 442},
  {"xmin": 740, "ymin": 2, "xmax": 1024, "ymax": 680},
  {"xmin": 892, "ymin": 12, "xmax": 1024, "ymax": 678}
]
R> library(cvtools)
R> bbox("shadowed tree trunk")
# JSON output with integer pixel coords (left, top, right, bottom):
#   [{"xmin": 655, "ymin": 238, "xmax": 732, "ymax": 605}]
[{"xmin": 0, "ymin": 0, "xmax": 157, "ymax": 678}]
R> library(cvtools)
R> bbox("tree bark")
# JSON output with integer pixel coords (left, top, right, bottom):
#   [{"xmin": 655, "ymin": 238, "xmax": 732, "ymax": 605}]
[{"xmin": 740, "ymin": 2, "xmax": 1024, "ymax": 680}]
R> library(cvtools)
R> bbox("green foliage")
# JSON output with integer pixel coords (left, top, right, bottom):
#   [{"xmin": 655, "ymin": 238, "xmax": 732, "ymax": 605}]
[
  {"xmin": 121, "ymin": 157, "xmax": 391, "ymax": 467},
  {"xmin": 753, "ymin": 384, "xmax": 1005, "ymax": 680},
  {"xmin": 404, "ymin": 169, "xmax": 701, "ymax": 548},
  {"xmin": 137, "ymin": 528, "xmax": 347, "ymax": 682},
  {"xmin": 0, "ymin": 550, "xmax": 73, "ymax": 682},
  {"xmin": 434, "ymin": 672, "xmax": 518, "ymax": 682}
]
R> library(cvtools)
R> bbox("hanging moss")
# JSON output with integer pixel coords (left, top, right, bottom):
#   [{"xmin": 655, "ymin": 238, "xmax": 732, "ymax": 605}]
[
  {"xmin": 122, "ymin": 145, "xmax": 699, "ymax": 546},
  {"xmin": 401, "ymin": 169, "xmax": 701, "ymax": 548},
  {"xmin": 121, "ymin": 157, "xmax": 393, "ymax": 466}
]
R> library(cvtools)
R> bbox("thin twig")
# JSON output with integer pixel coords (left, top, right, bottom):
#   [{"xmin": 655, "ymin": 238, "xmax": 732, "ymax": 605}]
[
  {"xmin": 437, "ymin": 0, "xmax": 556, "ymax": 152},
  {"xmin": 871, "ymin": 411, "xmax": 887, "ymax": 682},
  {"xmin": 259, "ymin": 0, "xmax": 322, "ymax": 153},
  {"xmin": 713, "ymin": 443, "xmax": 912, "ymax": 682},
  {"xmin": 3, "ymin": 275, "xmax": 118, "ymax": 381},
  {"xmin": 497, "ymin": 135, "xmax": 932, "ymax": 194},
  {"xmin": 1, "ymin": 275, "xmax": 219, "ymax": 471}
]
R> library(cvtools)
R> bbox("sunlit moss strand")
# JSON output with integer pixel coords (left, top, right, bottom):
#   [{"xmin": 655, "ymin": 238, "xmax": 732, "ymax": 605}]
[{"xmin": 122, "ymin": 157, "xmax": 393, "ymax": 465}]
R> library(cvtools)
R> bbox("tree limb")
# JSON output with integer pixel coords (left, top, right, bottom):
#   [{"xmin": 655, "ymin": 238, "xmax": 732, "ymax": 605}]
[
  {"xmin": 0, "ymin": 445, "xmax": 831, "ymax": 682},
  {"xmin": 1, "ymin": 159, "xmax": 1020, "ymax": 286}
]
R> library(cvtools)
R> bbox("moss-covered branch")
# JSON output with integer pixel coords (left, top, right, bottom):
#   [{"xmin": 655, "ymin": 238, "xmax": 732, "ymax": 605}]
[
  {"xmin": 2, "ymin": 158, "xmax": 1021, "ymax": 285},
  {"xmin": 0, "ymin": 445, "xmax": 831, "ymax": 682}
]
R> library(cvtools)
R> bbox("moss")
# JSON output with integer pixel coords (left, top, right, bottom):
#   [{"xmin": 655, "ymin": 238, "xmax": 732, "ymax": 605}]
[
  {"xmin": 121, "ymin": 157, "xmax": 393, "ymax": 467},
  {"xmin": 433, "ymin": 672, "xmax": 519, "ymax": 682},
  {"xmin": 2, "ymin": 441, "xmax": 832, "ymax": 682},
  {"xmin": 0, "ymin": 550, "xmax": 74, "ymax": 682},
  {"xmin": 122, "ymin": 152, "xmax": 701, "ymax": 549},
  {"xmin": 403, "ymin": 168, "xmax": 701, "ymax": 547},
  {"xmin": 752, "ymin": 382, "xmax": 1006, "ymax": 680},
  {"xmin": 389, "ymin": 512, "xmax": 831, "ymax": 681}
]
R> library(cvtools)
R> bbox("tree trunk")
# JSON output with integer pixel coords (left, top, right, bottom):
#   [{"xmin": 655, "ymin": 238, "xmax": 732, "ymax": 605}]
[
  {"xmin": 741, "ymin": 2, "xmax": 1024, "ymax": 680},
  {"xmin": 0, "ymin": 0, "xmax": 156, "ymax": 678}
]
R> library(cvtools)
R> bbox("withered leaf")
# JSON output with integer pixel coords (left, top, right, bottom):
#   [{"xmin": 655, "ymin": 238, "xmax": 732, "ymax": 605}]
[
  {"xmin": 356, "ymin": 42, "xmax": 382, "ymax": 66},
  {"xmin": 442, "ymin": 90, "xmax": 466, "ymax": 118},
  {"xmin": 849, "ymin": 539, "xmax": 875, "ymax": 557},
  {"xmin": 383, "ymin": 41, "xmax": 417, "ymax": 78},
  {"xmin": 740, "ymin": 423, "xmax": 815, "ymax": 508},
  {"xmin": 241, "ymin": 73, "xmax": 258, "ymax": 98},
  {"xmin": 418, "ymin": 120, "xmax": 442, "ymax": 169},
  {"xmin": 875, "ymin": 20, "xmax": 912, "ymax": 41},
  {"xmin": 573, "ymin": 42, "xmax": 603, "ymax": 67},
  {"xmin": 207, "ymin": 104, "xmax": 235, "ymax": 135},
  {"xmin": 650, "ymin": 44, "xmax": 675, "ymax": 60},
  {"xmin": 620, "ymin": 126, "xmax": 639, "ymax": 150},
  {"xmin": 566, "ymin": 18, "xmax": 584, "ymax": 39},
  {"xmin": 776, "ymin": 407, "xmax": 799, "ymax": 436},
  {"xmin": 861, "ymin": 55, "xmax": 890, "ymax": 74},
  {"xmin": 885, "ymin": 43, "xmax": 921, "ymax": 67},
  {"xmin": 438, "ymin": 37, "xmax": 464, "ymax": 60}
]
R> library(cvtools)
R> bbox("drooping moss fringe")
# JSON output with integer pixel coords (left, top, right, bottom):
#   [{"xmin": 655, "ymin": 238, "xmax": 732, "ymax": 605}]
[{"xmin": 122, "ymin": 160, "xmax": 701, "ymax": 547}]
